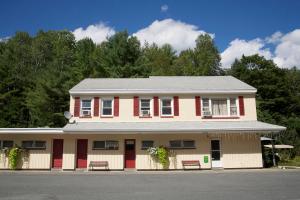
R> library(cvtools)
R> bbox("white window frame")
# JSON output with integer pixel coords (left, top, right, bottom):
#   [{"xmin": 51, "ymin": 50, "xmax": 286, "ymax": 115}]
[
  {"xmin": 139, "ymin": 98, "xmax": 152, "ymax": 117},
  {"xmin": 92, "ymin": 140, "xmax": 119, "ymax": 150},
  {"xmin": 101, "ymin": 98, "xmax": 114, "ymax": 117},
  {"xmin": 201, "ymin": 97, "xmax": 240, "ymax": 117},
  {"xmin": 80, "ymin": 98, "xmax": 93, "ymax": 117},
  {"xmin": 160, "ymin": 97, "xmax": 173, "ymax": 116}
]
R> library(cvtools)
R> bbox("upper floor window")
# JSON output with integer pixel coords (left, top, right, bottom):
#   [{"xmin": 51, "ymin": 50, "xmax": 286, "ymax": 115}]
[
  {"xmin": 202, "ymin": 97, "xmax": 238, "ymax": 117},
  {"xmin": 0, "ymin": 140, "xmax": 14, "ymax": 149},
  {"xmin": 101, "ymin": 98, "xmax": 113, "ymax": 116},
  {"xmin": 81, "ymin": 99, "xmax": 92, "ymax": 117},
  {"xmin": 161, "ymin": 98, "xmax": 173, "ymax": 116},
  {"xmin": 140, "ymin": 99, "xmax": 151, "ymax": 117}
]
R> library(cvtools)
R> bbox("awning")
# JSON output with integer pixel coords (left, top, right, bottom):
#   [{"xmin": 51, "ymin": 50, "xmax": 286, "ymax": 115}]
[
  {"xmin": 63, "ymin": 121, "xmax": 286, "ymax": 134},
  {"xmin": 264, "ymin": 144, "xmax": 294, "ymax": 149},
  {"xmin": 0, "ymin": 128, "xmax": 63, "ymax": 134}
]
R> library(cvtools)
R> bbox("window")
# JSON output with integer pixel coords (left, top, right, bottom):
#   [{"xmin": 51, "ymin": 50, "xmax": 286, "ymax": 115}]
[
  {"xmin": 0, "ymin": 140, "xmax": 14, "ymax": 149},
  {"xmin": 169, "ymin": 140, "xmax": 182, "ymax": 148},
  {"xmin": 161, "ymin": 98, "xmax": 173, "ymax": 116},
  {"xmin": 92, "ymin": 140, "xmax": 119, "ymax": 150},
  {"xmin": 81, "ymin": 99, "xmax": 92, "ymax": 116},
  {"xmin": 230, "ymin": 98, "xmax": 238, "ymax": 116},
  {"xmin": 101, "ymin": 99, "xmax": 113, "ymax": 116},
  {"xmin": 22, "ymin": 140, "xmax": 46, "ymax": 149},
  {"xmin": 211, "ymin": 99, "xmax": 228, "ymax": 116},
  {"xmin": 183, "ymin": 140, "xmax": 195, "ymax": 148},
  {"xmin": 202, "ymin": 98, "xmax": 210, "ymax": 116},
  {"xmin": 202, "ymin": 97, "xmax": 239, "ymax": 117},
  {"xmin": 140, "ymin": 99, "xmax": 151, "ymax": 116},
  {"xmin": 141, "ymin": 140, "xmax": 154, "ymax": 149},
  {"xmin": 169, "ymin": 140, "xmax": 196, "ymax": 149}
]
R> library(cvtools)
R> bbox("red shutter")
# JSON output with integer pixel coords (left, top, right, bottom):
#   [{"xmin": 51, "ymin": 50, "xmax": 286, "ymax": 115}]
[
  {"xmin": 174, "ymin": 96, "xmax": 179, "ymax": 116},
  {"xmin": 153, "ymin": 96, "xmax": 159, "ymax": 116},
  {"xmin": 74, "ymin": 97, "xmax": 80, "ymax": 117},
  {"xmin": 133, "ymin": 96, "xmax": 139, "ymax": 116},
  {"xmin": 195, "ymin": 96, "xmax": 201, "ymax": 116},
  {"xmin": 239, "ymin": 96, "xmax": 245, "ymax": 116},
  {"xmin": 94, "ymin": 97, "xmax": 99, "ymax": 117},
  {"xmin": 114, "ymin": 96, "xmax": 119, "ymax": 116}
]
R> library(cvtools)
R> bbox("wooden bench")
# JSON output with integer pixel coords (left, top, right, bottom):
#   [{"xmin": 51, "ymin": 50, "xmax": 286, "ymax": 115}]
[
  {"xmin": 182, "ymin": 160, "xmax": 201, "ymax": 170},
  {"xmin": 89, "ymin": 161, "xmax": 109, "ymax": 171}
]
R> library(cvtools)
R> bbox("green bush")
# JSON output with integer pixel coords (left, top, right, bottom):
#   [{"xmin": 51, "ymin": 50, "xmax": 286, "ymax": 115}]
[{"xmin": 8, "ymin": 147, "xmax": 21, "ymax": 170}]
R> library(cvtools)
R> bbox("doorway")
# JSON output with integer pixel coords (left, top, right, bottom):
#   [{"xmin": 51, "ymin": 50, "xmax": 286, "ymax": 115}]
[
  {"xmin": 52, "ymin": 139, "xmax": 64, "ymax": 169},
  {"xmin": 211, "ymin": 139, "xmax": 222, "ymax": 168},
  {"xmin": 76, "ymin": 139, "xmax": 88, "ymax": 168},
  {"xmin": 124, "ymin": 139, "xmax": 136, "ymax": 169}
]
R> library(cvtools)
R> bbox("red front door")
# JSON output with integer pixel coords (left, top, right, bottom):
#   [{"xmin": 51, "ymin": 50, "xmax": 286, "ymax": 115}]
[
  {"xmin": 52, "ymin": 139, "xmax": 64, "ymax": 168},
  {"xmin": 125, "ymin": 139, "xmax": 136, "ymax": 168},
  {"xmin": 76, "ymin": 139, "xmax": 88, "ymax": 168}
]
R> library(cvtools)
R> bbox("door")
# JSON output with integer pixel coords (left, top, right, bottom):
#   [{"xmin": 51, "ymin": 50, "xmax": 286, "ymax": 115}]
[
  {"xmin": 52, "ymin": 139, "xmax": 64, "ymax": 168},
  {"xmin": 125, "ymin": 139, "xmax": 136, "ymax": 168},
  {"xmin": 76, "ymin": 139, "xmax": 88, "ymax": 168},
  {"xmin": 211, "ymin": 139, "xmax": 222, "ymax": 168}
]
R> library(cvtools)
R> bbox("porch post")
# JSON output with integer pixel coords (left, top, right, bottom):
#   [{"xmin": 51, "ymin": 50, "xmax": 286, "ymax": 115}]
[{"xmin": 271, "ymin": 135, "xmax": 276, "ymax": 167}]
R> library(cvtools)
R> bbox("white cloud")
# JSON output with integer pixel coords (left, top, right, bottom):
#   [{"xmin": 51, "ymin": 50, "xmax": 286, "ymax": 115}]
[
  {"xmin": 273, "ymin": 29, "xmax": 300, "ymax": 68},
  {"xmin": 161, "ymin": 4, "xmax": 168, "ymax": 12},
  {"xmin": 133, "ymin": 19, "xmax": 211, "ymax": 53},
  {"xmin": 221, "ymin": 38, "xmax": 272, "ymax": 68},
  {"xmin": 0, "ymin": 36, "xmax": 10, "ymax": 42},
  {"xmin": 221, "ymin": 29, "xmax": 300, "ymax": 68},
  {"xmin": 73, "ymin": 22, "xmax": 115, "ymax": 44}
]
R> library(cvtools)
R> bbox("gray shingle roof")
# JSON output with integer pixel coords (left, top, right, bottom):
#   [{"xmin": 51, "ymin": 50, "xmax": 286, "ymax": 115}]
[
  {"xmin": 69, "ymin": 76, "xmax": 256, "ymax": 94},
  {"xmin": 63, "ymin": 121, "xmax": 285, "ymax": 133}
]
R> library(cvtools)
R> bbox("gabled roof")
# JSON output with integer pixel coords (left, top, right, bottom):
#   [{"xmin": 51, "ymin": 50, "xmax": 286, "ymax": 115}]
[
  {"xmin": 63, "ymin": 121, "xmax": 285, "ymax": 134},
  {"xmin": 69, "ymin": 76, "xmax": 257, "ymax": 95}
]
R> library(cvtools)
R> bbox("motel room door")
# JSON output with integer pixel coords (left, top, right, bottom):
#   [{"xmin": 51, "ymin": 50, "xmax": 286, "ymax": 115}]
[
  {"xmin": 211, "ymin": 139, "xmax": 223, "ymax": 168},
  {"xmin": 52, "ymin": 139, "xmax": 64, "ymax": 169},
  {"xmin": 76, "ymin": 139, "xmax": 88, "ymax": 168},
  {"xmin": 125, "ymin": 139, "xmax": 136, "ymax": 169}
]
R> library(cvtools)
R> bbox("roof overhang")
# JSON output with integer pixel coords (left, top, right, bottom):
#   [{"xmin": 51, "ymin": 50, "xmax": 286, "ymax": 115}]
[
  {"xmin": 69, "ymin": 89, "xmax": 257, "ymax": 95},
  {"xmin": 62, "ymin": 121, "xmax": 286, "ymax": 134},
  {"xmin": 0, "ymin": 128, "xmax": 63, "ymax": 134}
]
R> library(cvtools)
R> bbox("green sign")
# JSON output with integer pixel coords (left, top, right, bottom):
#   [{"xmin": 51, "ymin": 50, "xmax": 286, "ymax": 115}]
[{"xmin": 204, "ymin": 156, "xmax": 209, "ymax": 163}]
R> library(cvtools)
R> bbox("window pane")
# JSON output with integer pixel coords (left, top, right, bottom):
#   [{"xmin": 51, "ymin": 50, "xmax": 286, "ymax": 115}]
[
  {"xmin": 35, "ymin": 141, "xmax": 46, "ymax": 148},
  {"xmin": 103, "ymin": 100, "xmax": 112, "ymax": 108},
  {"xmin": 82, "ymin": 100, "xmax": 91, "ymax": 108},
  {"xmin": 230, "ymin": 98, "xmax": 236, "ymax": 106},
  {"xmin": 170, "ymin": 140, "xmax": 181, "ymax": 148},
  {"xmin": 202, "ymin": 98, "xmax": 209, "ymax": 107},
  {"xmin": 183, "ymin": 140, "xmax": 195, "ymax": 148},
  {"xmin": 162, "ymin": 107, "xmax": 172, "ymax": 115},
  {"xmin": 212, "ymin": 99, "xmax": 228, "ymax": 116},
  {"xmin": 211, "ymin": 140, "xmax": 220, "ymax": 150},
  {"xmin": 141, "ymin": 141, "xmax": 154, "ymax": 149},
  {"xmin": 106, "ymin": 141, "xmax": 119, "ymax": 150},
  {"xmin": 162, "ymin": 99, "xmax": 171, "ymax": 107},
  {"xmin": 141, "ymin": 99, "xmax": 150, "ymax": 107},
  {"xmin": 22, "ymin": 141, "xmax": 33, "ymax": 148},
  {"xmin": 93, "ymin": 141, "xmax": 105, "ymax": 149},
  {"xmin": 230, "ymin": 98, "xmax": 237, "ymax": 116},
  {"xmin": 102, "ymin": 108, "xmax": 112, "ymax": 115},
  {"xmin": 2, "ymin": 140, "xmax": 13, "ymax": 148}
]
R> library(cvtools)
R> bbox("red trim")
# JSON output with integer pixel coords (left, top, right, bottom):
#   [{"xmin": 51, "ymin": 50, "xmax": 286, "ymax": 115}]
[
  {"xmin": 139, "ymin": 116, "xmax": 152, "ymax": 118},
  {"xmin": 202, "ymin": 116, "xmax": 240, "ymax": 119},
  {"xmin": 195, "ymin": 96, "xmax": 201, "ymax": 116},
  {"xmin": 114, "ymin": 96, "xmax": 119, "ymax": 116},
  {"xmin": 174, "ymin": 96, "xmax": 179, "ymax": 116},
  {"xmin": 74, "ymin": 97, "xmax": 80, "ymax": 117},
  {"xmin": 79, "ymin": 116, "xmax": 92, "ymax": 118},
  {"xmin": 94, "ymin": 97, "xmax": 99, "ymax": 117},
  {"xmin": 238, "ymin": 96, "xmax": 245, "ymax": 116},
  {"xmin": 153, "ymin": 96, "xmax": 159, "ymax": 116},
  {"xmin": 161, "ymin": 116, "xmax": 174, "ymax": 118},
  {"xmin": 133, "ymin": 96, "xmax": 139, "ymax": 116},
  {"xmin": 100, "ymin": 116, "xmax": 114, "ymax": 118}
]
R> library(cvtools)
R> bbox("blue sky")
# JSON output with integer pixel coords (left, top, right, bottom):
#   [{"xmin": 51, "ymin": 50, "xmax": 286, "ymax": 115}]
[{"xmin": 1, "ymin": 0, "xmax": 300, "ymax": 68}]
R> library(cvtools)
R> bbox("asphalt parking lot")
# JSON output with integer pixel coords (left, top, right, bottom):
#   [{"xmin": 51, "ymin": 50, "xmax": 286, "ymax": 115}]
[{"xmin": 0, "ymin": 169, "xmax": 299, "ymax": 200}]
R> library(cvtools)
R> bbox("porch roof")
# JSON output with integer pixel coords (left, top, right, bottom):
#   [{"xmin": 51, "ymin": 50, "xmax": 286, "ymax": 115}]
[{"xmin": 63, "ymin": 121, "xmax": 285, "ymax": 134}]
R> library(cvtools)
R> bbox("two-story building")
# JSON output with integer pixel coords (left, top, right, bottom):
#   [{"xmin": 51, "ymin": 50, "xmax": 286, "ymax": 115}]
[{"xmin": 0, "ymin": 76, "xmax": 285, "ymax": 170}]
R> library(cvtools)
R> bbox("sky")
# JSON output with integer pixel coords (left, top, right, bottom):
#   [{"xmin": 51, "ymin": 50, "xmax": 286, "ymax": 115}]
[{"xmin": 0, "ymin": 0, "xmax": 300, "ymax": 68}]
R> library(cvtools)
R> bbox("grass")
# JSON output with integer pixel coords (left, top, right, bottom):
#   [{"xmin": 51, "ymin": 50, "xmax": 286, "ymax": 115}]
[{"xmin": 279, "ymin": 156, "xmax": 300, "ymax": 167}]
